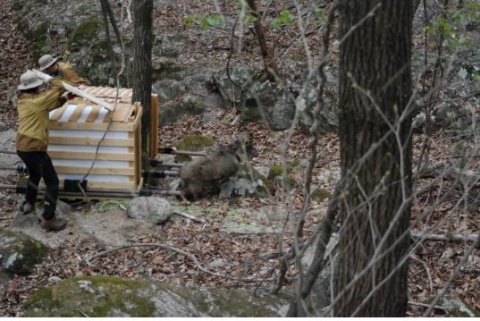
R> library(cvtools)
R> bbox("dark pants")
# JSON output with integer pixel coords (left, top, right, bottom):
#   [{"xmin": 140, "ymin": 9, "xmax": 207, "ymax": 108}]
[{"xmin": 17, "ymin": 151, "xmax": 59, "ymax": 220}]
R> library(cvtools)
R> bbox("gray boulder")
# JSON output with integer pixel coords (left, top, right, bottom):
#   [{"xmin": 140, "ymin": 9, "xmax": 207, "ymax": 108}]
[
  {"xmin": 19, "ymin": 276, "xmax": 290, "ymax": 317},
  {"xmin": 242, "ymin": 80, "xmax": 296, "ymax": 131},
  {"xmin": 0, "ymin": 229, "xmax": 49, "ymax": 275},
  {"xmin": 212, "ymin": 63, "xmax": 256, "ymax": 105},
  {"xmin": 126, "ymin": 196, "xmax": 173, "ymax": 224}
]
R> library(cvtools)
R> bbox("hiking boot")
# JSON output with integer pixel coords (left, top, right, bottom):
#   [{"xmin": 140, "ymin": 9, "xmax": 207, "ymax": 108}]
[
  {"xmin": 40, "ymin": 216, "xmax": 67, "ymax": 232},
  {"xmin": 20, "ymin": 201, "xmax": 34, "ymax": 215}
]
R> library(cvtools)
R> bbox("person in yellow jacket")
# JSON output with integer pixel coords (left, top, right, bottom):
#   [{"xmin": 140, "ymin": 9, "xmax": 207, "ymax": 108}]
[
  {"xmin": 38, "ymin": 54, "xmax": 88, "ymax": 86},
  {"xmin": 16, "ymin": 70, "xmax": 68, "ymax": 232}
]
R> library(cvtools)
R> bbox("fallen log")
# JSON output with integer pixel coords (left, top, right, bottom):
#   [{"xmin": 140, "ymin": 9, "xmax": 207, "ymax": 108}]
[{"xmin": 411, "ymin": 232, "xmax": 479, "ymax": 243}]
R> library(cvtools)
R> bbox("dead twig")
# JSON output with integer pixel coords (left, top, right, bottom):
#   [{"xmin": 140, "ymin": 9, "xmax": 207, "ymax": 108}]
[
  {"xmin": 75, "ymin": 309, "xmax": 90, "ymax": 317},
  {"xmin": 172, "ymin": 210, "xmax": 205, "ymax": 223},
  {"xmin": 408, "ymin": 301, "xmax": 447, "ymax": 311},
  {"xmin": 410, "ymin": 254, "xmax": 434, "ymax": 292}
]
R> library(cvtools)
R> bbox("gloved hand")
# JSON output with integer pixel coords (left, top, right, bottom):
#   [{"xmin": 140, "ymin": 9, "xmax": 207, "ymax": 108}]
[
  {"xmin": 33, "ymin": 69, "xmax": 53, "ymax": 82},
  {"xmin": 58, "ymin": 95, "xmax": 67, "ymax": 106},
  {"xmin": 67, "ymin": 92, "xmax": 77, "ymax": 100}
]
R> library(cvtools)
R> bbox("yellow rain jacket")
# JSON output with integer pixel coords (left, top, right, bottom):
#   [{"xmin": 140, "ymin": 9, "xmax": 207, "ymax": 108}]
[
  {"xmin": 57, "ymin": 62, "xmax": 88, "ymax": 85},
  {"xmin": 16, "ymin": 79, "xmax": 66, "ymax": 152}
]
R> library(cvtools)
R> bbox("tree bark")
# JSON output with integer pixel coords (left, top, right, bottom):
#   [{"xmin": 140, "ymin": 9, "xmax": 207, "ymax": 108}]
[
  {"xmin": 99, "ymin": 0, "xmax": 116, "ymax": 82},
  {"xmin": 132, "ymin": 0, "xmax": 153, "ymax": 163},
  {"xmin": 334, "ymin": 0, "xmax": 414, "ymax": 317}
]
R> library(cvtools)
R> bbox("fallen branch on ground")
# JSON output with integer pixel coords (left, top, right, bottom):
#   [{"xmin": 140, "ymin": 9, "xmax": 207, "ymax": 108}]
[
  {"xmin": 86, "ymin": 243, "xmax": 273, "ymax": 283},
  {"xmin": 416, "ymin": 162, "xmax": 480, "ymax": 186},
  {"xmin": 408, "ymin": 301, "xmax": 447, "ymax": 311},
  {"xmin": 412, "ymin": 232, "xmax": 479, "ymax": 243},
  {"xmin": 172, "ymin": 210, "xmax": 205, "ymax": 223}
]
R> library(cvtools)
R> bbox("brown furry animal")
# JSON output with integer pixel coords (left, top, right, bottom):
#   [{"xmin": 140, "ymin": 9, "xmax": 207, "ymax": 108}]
[{"xmin": 179, "ymin": 149, "xmax": 241, "ymax": 200}]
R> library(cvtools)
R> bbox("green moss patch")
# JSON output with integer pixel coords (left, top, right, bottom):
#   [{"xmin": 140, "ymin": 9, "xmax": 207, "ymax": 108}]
[
  {"xmin": 22, "ymin": 276, "xmax": 155, "ymax": 317},
  {"xmin": 31, "ymin": 21, "xmax": 52, "ymax": 61},
  {"xmin": 0, "ymin": 229, "xmax": 49, "ymax": 275},
  {"xmin": 174, "ymin": 135, "xmax": 215, "ymax": 151},
  {"xmin": 310, "ymin": 188, "xmax": 331, "ymax": 202},
  {"xmin": 70, "ymin": 18, "xmax": 100, "ymax": 51},
  {"xmin": 20, "ymin": 276, "xmax": 290, "ymax": 317}
]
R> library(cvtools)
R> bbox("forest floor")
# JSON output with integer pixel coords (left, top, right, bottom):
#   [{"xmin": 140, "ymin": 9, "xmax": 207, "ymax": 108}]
[{"xmin": 1, "ymin": 0, "xmax": 480, "ymax": 317}]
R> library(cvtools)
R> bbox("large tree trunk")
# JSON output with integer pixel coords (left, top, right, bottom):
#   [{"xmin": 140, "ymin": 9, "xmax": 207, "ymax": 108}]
[
  {"xmin": 334, "ymin": 0, "xmax": 414, "ymax": 317},
  {"xmin": 132, "ymin": 0, "xmax": 153, "ymax": 163}
]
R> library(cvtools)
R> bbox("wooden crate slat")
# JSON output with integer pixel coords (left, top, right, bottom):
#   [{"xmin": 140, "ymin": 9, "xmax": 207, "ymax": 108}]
[
  {"xmin": 49, "ymin": 136, "xmax": 134, "ymax": 147},
  {"xmin": 41, "ymin": 180, "xmax": 137, "ymax": 191},
  {"xmin": 86, "ymin": 87, "xmax": 100, "ymax": 94},
  {"xmin": 67, "ymin": 98, "xmax": 88, "ymax": 105},
  {"xmin": 112, "ymin": 105, "xmax": 134, "ymax": 122},
  {"xmin": 80, "ymin": 180, "xmax": 136, "ymax": 191},
  {"xmin": 63, "ymin": 83, "xmax": 115, "ymax": 111},
  {"xmin": 49, "ymin": 121, "xmax": 136, "ymax": 131},
  {"xmin": 82, "ymin": 86, "xmax": 100, "ymax": 94},
  {"xmin": 48, "ymin": 151, "xmax": 135, "ymax": 161},
  {"xmin": 68, "ymin": 103, "xmax": 87, "ymax": 122},
  {"xmin": 96, "ymin": 88, "xmax": 110, "ymax": 95},
  {"xmin": 50, "ymin": 105, "xmax": 67, "ymax": 121},
  {"xmin": 101, "ymin": 88, "xmax": 115, "ymax": 95},
  {"xmin": 86, "ymin": 105, "xmax": 101, "ymax": 122},
  {"xmin": 150, "ymin": 94, "xmax": 159, "ymax": 158},
  {"xmin": 55, "ymin": 166, "xmax": 134, "ymax": 176}
]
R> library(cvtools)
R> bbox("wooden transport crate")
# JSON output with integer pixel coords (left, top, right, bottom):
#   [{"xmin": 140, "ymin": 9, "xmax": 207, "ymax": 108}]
[
  {"xmin": 47, "ymin": 96, "xmax": 143, "ymax": 194},
  {"xmin": 81, "ymin": 86, "xmax": 159, "ymax": 158}
]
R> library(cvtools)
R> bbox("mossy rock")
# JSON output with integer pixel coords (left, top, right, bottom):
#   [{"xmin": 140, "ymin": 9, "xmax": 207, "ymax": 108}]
[
  {"xmin": 310, "ymin": 188, "xmax": 331, "ymax": 202},
  {"xmin": 161, "ymin": 95, "xmax": 208, "ymax": 126},
  {"xmin": 236, "ymin": 163, "xmax": 272, "ymax": 198},
  {"xmin": 240, "ymin": 100, "xmax": 262, "ymax": 123},
  {"xmin": 267, "ymin": 160, "xmax": 299, "ymax": 180},
  {"xmin": 10, "ymin": 0, "xmax": 26, "ymax": 10},
  {"xmin": 267, "ymin": 161, "xmax": 299, "ymax": 190},
  {"xmin": 20, "ymin": 276, "xmax": 290, "ymax": 317},
  {"xmin": 91, "ymin": 40, "xmax": 109, "ymax": 59},
  {"xmin": 173, "ymin": 135, "xmax": 215, "ymax": 162},
  {"xmin": 0, "ymin": 270, "xmax": 12, "ymax": 284},
  {"xmin": 152, "ymin": 60, "xmax": 184, "ymax": 82},
  {"xmin": 0, "ymin": 229, "xmax": 49, "ymax": 275},
  {"xmin": 173, "ymin": 154, "xmax": 192, "ymax": 163},
  {"xmin": 31, "ymin": 21, "xmax": 52, "ymax": 61},
  {"xmin": 70, "ymin": 17, "xmax": 101, "ymax": 51},
  {"xmin": 174, "ymin": 135, "xmax": 215, "ymax": 151}
]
